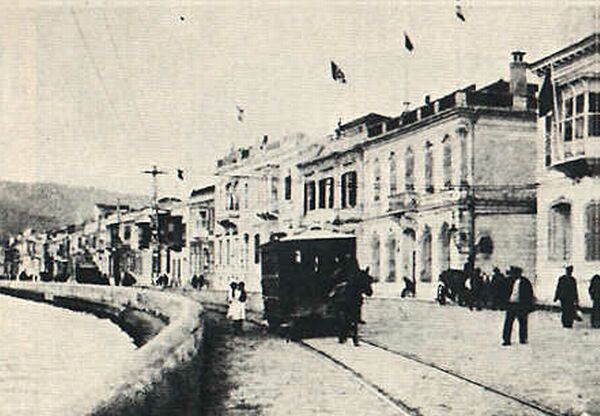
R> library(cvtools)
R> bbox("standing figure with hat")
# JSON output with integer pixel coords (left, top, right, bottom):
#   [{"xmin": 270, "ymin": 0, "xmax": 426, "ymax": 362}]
[
  {"xmin": 588, "ymin": 274, "xmax": 600, "ymax": 328},
  {"xmin": 502, "ymin": 266, "xmax": 534, "ymax": 346},
  {"xmin": 554, "ymin": 265, "xmax": 579, "ymax": 328}
]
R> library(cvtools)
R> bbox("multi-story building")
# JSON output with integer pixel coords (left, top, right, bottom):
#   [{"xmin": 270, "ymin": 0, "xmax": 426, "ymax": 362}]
[
  {"xmin": 13, "ymin": 229, "xmax": 47, "ymax": 280},
  {"xmin": 187, "ymin": 185, "xmax": 215, "ymax": 282},
  {"xmin": 213, "ymin": 133, "xmax": 322, "ymax": 292},
  {"xmin": 294, "ymin": 52, "xmax": 538, "ymax": 299},
  {"xmin": 530, "ymin": 32, "xmax": 600, "ymax": 304}
]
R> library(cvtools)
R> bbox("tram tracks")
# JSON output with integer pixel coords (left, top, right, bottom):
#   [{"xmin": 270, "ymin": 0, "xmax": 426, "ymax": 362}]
[
  {"xmin": 200, "ymin": 303, "xmax": 563, "ymax": 416},
  {"xmin": 357, "ymin": 338, "xmax": 563, "ymax": 416}
]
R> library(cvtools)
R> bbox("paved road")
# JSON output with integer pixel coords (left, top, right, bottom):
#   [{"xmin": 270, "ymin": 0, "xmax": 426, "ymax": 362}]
[
  {"xmin": 303, "ymin": 337, "xmax": 548, "ymax": 416},
  {"xmin": 184, "ymin": 289, "xmax": 597, "ymax": 415},
  {"xmin": 199, "ymin": 310, "xmax": 400, "ymax": 416}
]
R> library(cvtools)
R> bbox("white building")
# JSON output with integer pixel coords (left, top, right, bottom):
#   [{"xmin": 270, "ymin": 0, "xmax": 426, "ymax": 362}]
[
  {"xmin": 530, "ymin": 32, "xmax": 600, "ymax": 304},
  {"xmin": 213, "ymin": 133, "xmax": 322, "ymax": 292},
  {"xmin": 297, "ymin": 53, "xmax": 539, "ymax": 300}
]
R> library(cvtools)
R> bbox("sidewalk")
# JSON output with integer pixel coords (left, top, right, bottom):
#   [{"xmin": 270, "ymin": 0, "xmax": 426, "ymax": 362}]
[{"xmin": 361, "ymin": 298, "xmax": 598, "ymax": 415}]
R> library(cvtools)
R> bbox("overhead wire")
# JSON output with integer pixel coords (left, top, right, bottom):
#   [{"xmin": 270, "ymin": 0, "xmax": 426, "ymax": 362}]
[{"xmin": 69, "ymin": 7, "xmax": 128, "ymax": 136}]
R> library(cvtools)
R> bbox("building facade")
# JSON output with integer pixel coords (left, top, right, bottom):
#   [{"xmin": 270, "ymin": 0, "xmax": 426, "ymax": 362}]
[
  {"xmin": 187, "ymin": 185, "xmax": 216, "ymax": 283},
  {"xmin": 530, "ymin": 32, "xmax": 600, "ymax": 304},
  {"xmin": 212, "ymin": 133, "xmax": 322, "ymax": 292},
  {"xmin": 293, "ymin": 53, "xmax": 538, "ymax": 299}
]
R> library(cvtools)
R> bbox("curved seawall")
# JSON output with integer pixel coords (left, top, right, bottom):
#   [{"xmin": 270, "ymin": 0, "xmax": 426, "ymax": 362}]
[{"xmin": 0, "ymin": 281, "xmax": 204, "ymax": 416}]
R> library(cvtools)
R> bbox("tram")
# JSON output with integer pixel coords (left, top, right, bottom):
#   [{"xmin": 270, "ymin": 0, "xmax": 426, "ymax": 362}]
[{"xmin": 260, "ymin": 230, "xmax": 356, "ymax": 332}]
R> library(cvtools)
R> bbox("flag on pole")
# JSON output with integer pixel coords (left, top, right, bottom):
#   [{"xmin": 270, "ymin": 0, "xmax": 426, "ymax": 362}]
[
  {"xmin": 330, "ymin": 61, "xmax": 347, "ymax": 84},
  {"xmin": 176, "ymin": 169, "xmax": 184, "ymax": 180},
  {"xmin": 236, "ymin": 105, "xmax": 244, "ymax": 122},
  {"xmin": 404, "ymin": 32, "xmax": 414, "ymax": 52},
  {"xmin": 538, "ymin": 69, "xmax": 554, "ymax": 117},
  {"xmin": 455, "ymin": 5, "xmax": 466, "ymax": 22}
]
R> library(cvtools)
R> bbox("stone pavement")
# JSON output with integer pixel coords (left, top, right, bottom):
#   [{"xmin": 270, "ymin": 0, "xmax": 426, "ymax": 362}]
[
  {"xmin": 360, "ymin": 298, "xmax": 599, "ymax": 416},
  {"xmin": 179, "ymin": 288, "xmax": 599, "ymax": 415},
  {"xmin": 199, "ymin": 311, "xmax": 400, "ymax": 416},
  {"xmin": 303, "ymin": 337, "xmax": 544, "ymax": 416}
]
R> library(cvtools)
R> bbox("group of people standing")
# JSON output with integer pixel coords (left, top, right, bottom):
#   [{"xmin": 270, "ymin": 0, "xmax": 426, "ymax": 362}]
[
  {"xmin": 554, "ymin": 266, "xmax": 600, "ymax": 329},
  {"xmin": 501, "ymin": 264, "xmax": 600, "ymax": 347},
  {"xmin": 227, "ymin": 281, "xmax": 247, "ymax": 334}
]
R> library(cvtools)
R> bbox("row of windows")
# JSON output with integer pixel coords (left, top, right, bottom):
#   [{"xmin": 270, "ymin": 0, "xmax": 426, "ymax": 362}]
[
  {"xmin": 548, "ymin": 202, "xmax": 600, "ymax": 261},
  {"xmin": 223, "ymin": 178, "xmax": 279, "ymax": 211},
  {"xmin": 372, "ymin": 138, "xmax": 463, "ymax": 200},
  {"xmin": 545, "ymin": 92, "xmax": 600, "ymax": 145},
  {"xmin": 368, "ymin": 225, "xmax": 451, "ymax": 283},
  {"xmin": 304, "ymin": 171, "xmax": 357, "ymax": 213},
  {"xmin": 216, "ymin": 234, "xmax": 261, "ymax": 267}
]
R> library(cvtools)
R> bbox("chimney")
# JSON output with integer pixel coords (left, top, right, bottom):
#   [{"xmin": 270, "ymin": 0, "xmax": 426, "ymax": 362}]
[{"xmin": 510, "ymin": 51, "xmax": 528, "ymax": 110}]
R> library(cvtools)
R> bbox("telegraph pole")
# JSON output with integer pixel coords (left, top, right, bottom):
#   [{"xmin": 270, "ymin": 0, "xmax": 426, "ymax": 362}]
[{"xmin": 143, "ymin": 165, "xmax": 165, "ymax": 284}]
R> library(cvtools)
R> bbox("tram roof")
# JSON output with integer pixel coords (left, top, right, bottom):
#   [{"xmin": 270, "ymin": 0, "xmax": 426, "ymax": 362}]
[{"xmin": 278, "ymin": 229, "xmax": 355, "ymax": 242}]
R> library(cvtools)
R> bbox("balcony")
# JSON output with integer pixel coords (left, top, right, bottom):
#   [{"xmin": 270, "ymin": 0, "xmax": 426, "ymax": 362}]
[
  {"xmin": 551, "ymin": 138, "xmax": 600, "ymax": 179},
  {"xmin": 388, "ymin": 191, "xmax": 420, "ymax": 213}
]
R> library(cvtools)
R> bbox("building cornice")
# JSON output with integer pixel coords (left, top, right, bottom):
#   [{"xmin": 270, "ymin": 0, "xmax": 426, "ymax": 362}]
[
  {"xmin": 298, "ymin": 106, "xmax": 536, "ymax": 169},
  {"xmin": 529, "ymin": 32, "xmax": 599, "ymax": 76}
]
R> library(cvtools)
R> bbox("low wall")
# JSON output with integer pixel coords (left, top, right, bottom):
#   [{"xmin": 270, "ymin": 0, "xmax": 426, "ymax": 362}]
[{"xmin": 0, "ymin": 281, "xmax": 204, "ymax": 416}]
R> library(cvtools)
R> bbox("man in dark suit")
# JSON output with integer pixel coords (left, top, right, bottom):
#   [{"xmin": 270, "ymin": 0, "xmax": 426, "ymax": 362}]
[
  {"xmin": 502, "ymin": 266, "xmax": 534, "ymax": 346},
  {"xmin": 554, "ymin": 265, "xmax": 579, "ymax": 328},
  {"xmin": 589, "ymin": 274, "xmax": 600, "ymax": 328}
]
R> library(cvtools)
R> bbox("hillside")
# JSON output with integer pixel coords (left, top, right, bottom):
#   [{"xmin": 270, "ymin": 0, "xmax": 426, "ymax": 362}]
[{"xmin": 0, "ymin": 181, "xmax": 150, "ymax": 240}]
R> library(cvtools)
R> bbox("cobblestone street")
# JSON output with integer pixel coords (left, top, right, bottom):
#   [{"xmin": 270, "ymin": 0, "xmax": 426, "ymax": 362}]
[
  {"xmin": 360, "ymin": 298, "xmax": 600, "ymax": 416},
  {"xmin": 199, "ymin": 310, "xmax": 399, "ymax": 416}
]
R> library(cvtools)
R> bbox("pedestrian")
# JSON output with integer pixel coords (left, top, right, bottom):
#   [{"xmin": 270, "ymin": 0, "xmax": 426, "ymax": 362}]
[
  {"xmin": 471, "ymin": 268, "xmax": 484, "ymax": 310},
  {"xmin": 490, "ymin": 267, "xmax": 506, "ymax": 310},
  {"xmin": 198, "ymin": 273, "xmax": 206, "ymax": 290},
  {"xmin": 191, "ymin": 274, "xmax": 199, "ymax": 289},
  {"xmin": 502, "ymin": 266, "xmax": 534, "ymax": 346},
  {"xmin": 232, "ymin": 282, "xmax": 247, "ymax": 334},
  {"xmin": 554, "ymin": 265, "xmax": 579, "ymax": 328},
  {"xmin": 226, "ymin": 281, "xmax": 237, "ymax": 319},
  {"xmin": 589, "ymin": 274, "xmax": 600, "ymax": 328}
]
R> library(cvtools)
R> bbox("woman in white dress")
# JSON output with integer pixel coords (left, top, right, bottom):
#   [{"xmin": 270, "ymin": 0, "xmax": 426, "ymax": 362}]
[{"xmin": 227, "ymin": 281, "xmax": 247, "ymax": 334}]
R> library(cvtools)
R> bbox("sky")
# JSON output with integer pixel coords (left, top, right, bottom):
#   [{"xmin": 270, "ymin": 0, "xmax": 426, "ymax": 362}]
[{"xmin": 0, "ymin": 0, "xmax": 598, "ymax": 198}]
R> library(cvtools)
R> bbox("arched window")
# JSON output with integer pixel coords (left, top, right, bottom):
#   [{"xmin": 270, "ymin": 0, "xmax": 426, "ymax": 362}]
[
  {"xmin": 389, "ymin": 152, "xmax": 397, "ymax": 195},
  {"xmin": 424, "ymin": 142, "xmax": 433, "ymax": 193},
  {"xmin": 386, "ymin": 234, "xmax": 396, "ymax": 282},
  {"xmin": 420, "ymin": 226, "xmax": 432, "ymax": 282},
  {"xmin": 371, "ymin": 234, "xmax": 380, "ymax": 281},
  {"xmin": 226, "ymin": 238, "xmax": 231, "ymax": 265},
  {"xmin": 405, "ymin": 147, "xmax": 415, "ymax": 191},
  {"xmin": 459, "ymin": 131, "xmax": 468, "ymax": 186},
  {"xmin": 218, "ymin": 239, "xmax": 223, "ymax": 265},
  {"xmin": 586, "ymin": 203, "xmax": 600, "ymax": 261},
  {"xmin": 254, "ymin": 234, "xmax": 261, "ymax": 264},
  {"xmin": 443, "ymin": 136, "xmax": 452, "ymax": 189},
  {"xmin": 373, "ymin": 158, "xmax": 381, "ymax": 202},
  {"xmin": 439, "ymin": 223, "xmax": 451, "ymax": 272},
  {"xmin": 244, "ymin": 234, "xmax": 250, "ymax": 269},
  {"xmin": 549, "ymin": 202, "xmax": 571, "ymax": 261},
  {"xmin": 244, "ymin": 182, "xmax": 249, "ymax": 209}
]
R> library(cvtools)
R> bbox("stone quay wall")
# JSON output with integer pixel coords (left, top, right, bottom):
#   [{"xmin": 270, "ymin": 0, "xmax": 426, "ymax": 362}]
[{"xmin": 0, "ymin": 281, "xmax": 204, "ymax": 416}]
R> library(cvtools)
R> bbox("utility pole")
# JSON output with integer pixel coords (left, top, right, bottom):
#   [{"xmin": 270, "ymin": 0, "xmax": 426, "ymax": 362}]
[{"xmin": 143, "ymin": 165, "xmax": 165, "ymax": 284}]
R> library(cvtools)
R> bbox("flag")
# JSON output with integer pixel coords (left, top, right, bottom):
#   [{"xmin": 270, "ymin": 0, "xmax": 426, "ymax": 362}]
[
  {"xmin": 404, "ymin": 32, "xmax": 414, "ymax": 52},
  {"xmin": 538, "ymin": 69, "xmax": 554, "ymax": 117},
  {"xmin": 177, "ymin": 169, "xmax": 184, "ymax": 180},
  {"xmin": 455, "ymin": 5, "xmax": 466, "ymax": 22},
  {"xmin": 236, "ymin": 105, "xmax": 244, "ymax": 122},
  {"xmin": 330, "ymin": 61, "xmax": 347, "ymax": 84}
]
